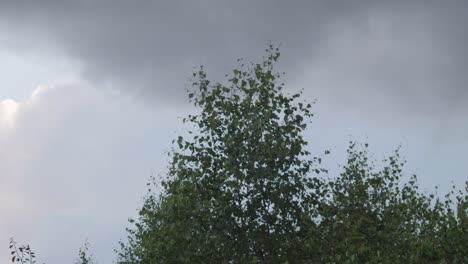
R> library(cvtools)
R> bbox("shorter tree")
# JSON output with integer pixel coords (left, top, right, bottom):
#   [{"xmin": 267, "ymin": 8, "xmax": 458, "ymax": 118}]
[{"xmin": 305, "ymin": 143, "xmax": 468, "ymax": 263}]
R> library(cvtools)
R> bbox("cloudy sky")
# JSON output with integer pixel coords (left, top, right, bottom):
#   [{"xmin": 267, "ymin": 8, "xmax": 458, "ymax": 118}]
[{"xmin": 1, "ymin": 1, "xmax": 467, "ymax": 263}]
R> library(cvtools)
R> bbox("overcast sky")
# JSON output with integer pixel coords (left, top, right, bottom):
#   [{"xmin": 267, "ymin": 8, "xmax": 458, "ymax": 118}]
[{"xmin": 1, "ymin": 1, "xmax": 467, "ymax": 263}]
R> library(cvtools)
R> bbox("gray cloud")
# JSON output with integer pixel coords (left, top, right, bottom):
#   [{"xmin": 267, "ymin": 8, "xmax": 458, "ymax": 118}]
[
  {"xmin": 6, "ymin": 0, "xmax": 466, "ymax": 109},
  {"xmin": 0, "ymin": 1, "xmax": 422, "ymax": 98},
  {"xmin": 3, "ymin": 0, "xmax": 465, "ymax": 113}
]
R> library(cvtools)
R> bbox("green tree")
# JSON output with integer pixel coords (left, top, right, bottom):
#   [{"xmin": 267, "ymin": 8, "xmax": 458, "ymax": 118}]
[
  {"xmin": 117, "ymin": 46, "xmax": 467, "ymax": 263},
  {"xmin": 118, "ymin": 45, "xmax": 325, "ymax": 263},
  {"xmin": 305, "ymin": 143, "xmax": 468, "ymax": 263}
]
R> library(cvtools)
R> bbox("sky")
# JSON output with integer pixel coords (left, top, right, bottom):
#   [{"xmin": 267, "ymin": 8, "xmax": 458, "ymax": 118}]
[{"xmin": 0, "ymin": 1, "xmax": 467, "ymax": 263}]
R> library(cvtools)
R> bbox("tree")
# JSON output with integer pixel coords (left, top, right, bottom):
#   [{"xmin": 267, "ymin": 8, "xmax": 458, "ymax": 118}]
[
  {"xmin": 118, "ymin": 45, "xmax": 325, "ymax": 263},
  {"xmin": 305, "ymin": 144, "xmax": 468, "ymax": 263},
  {"xmin": 117, "ymin": 45, "xmax": 467, "ymax": 263},
  {"xmin": 7, "ymin": 46, "xmax": 467, "ymax": 263}
]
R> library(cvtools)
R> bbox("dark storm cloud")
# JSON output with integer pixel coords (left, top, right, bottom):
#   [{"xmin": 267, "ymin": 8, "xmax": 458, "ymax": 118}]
[{"xmin": 0, "ymin": 0, "xmax": 467, "ymax": 110}]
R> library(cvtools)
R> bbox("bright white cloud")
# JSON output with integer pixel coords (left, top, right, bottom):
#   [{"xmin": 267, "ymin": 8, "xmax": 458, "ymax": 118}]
[{"xmin": 0, "ymin": 99, "xmax": 18, "ymax": 128}]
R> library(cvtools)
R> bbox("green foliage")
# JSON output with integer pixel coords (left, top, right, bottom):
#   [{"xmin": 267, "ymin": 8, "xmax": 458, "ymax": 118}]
[
  {"xmin": 305, "ymin": 144, "xmax": 468, "ymax": 263},
  {"xmin": 118, "ymin": 45, "xmax": 323, "ymax": 263},
  {"xmin": 117, "ymin": 46, "xmax": 467, "ymax": 263},
  {"xmin": 74, "ymin": 242, "xmax": 96, "ymax": 264},
  {"xmin": 8, "ymin": 239, "xmax": 96, "ymax": 264},
  {"xmin": 9, "ymin": 238, "xmax": 39, "ymax": 264}
]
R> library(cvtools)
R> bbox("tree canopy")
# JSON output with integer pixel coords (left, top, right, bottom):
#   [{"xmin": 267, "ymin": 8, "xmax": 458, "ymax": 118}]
[{"xmin": 117, "ymin": 46, "xmax": 467, "ymax": 263}]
